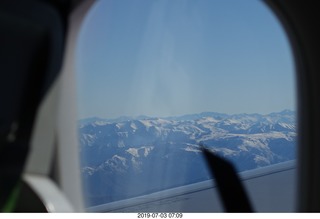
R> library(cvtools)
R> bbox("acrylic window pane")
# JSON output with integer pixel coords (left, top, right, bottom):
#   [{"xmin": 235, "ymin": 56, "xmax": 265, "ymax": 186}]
[{"xmin": 76, "ymin": 0, "xmax": 296, "ymax": 207}]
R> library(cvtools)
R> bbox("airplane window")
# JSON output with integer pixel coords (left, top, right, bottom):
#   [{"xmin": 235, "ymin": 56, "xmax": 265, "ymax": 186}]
[{"xmin": 75, "ymin": 0, "xmax": 296, "ymax": 208}]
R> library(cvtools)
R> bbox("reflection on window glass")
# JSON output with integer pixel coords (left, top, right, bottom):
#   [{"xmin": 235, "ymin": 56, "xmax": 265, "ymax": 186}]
[{"xmin": 76, "ymin": 0, "xmax": 296, "ymax": 207}]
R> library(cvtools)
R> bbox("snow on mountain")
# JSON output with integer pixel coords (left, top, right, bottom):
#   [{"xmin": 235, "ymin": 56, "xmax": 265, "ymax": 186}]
[{"xmin": 79, "ymin": 110, "xmax": 296, "ymax": 206}]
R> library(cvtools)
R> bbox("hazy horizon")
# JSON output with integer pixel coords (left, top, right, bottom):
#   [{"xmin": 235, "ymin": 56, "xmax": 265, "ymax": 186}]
[
  {"xmin": 79, "ymin": 109, "xmax": 295, "ymax": 121},
  {"xmin": 76, "ymin": 0, "xmax": 296, "ymax": 120}
]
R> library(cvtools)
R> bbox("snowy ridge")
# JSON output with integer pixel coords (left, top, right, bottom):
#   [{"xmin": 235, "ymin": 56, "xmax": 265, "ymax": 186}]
[{"xmin": 79, "ymin": 110, "xmax": 296, "ymax": 206}]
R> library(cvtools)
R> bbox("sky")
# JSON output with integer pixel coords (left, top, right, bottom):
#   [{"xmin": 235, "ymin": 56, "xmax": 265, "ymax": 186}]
[{"xmin": 75, "ymin": 0, "xmax": 296, "ymax": 120}]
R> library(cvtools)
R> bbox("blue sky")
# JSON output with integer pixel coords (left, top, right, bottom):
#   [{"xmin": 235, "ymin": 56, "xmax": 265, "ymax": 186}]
[{"xmin": 76, "ymin": 0, "xmax": 296, "ymax": 119}]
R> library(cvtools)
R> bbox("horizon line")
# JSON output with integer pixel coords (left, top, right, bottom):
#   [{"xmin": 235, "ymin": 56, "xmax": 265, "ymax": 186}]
[{"xmin": 79, "ymin": 109, "xmax": 296, "ymax": 121}]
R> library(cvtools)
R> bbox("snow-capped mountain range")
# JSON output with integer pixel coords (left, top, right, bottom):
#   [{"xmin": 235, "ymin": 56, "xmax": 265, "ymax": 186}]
[{"xmin": 79, "ymin": 110, "xmax": 296, "ymax": 206}]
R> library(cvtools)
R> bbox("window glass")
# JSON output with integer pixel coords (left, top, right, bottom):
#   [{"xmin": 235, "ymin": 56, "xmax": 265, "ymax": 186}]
[{"xmin": 76, "ymin": 0, "xmax": 296, "ymax": 207}]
